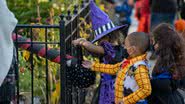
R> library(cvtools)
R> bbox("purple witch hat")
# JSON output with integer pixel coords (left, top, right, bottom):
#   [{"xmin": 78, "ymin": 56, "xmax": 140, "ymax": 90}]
[{"xmin": 90, "ymin": 0, "xmax": 128, "ymax": 43}]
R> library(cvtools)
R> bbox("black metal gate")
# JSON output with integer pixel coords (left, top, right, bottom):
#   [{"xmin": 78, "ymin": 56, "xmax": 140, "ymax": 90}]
[{"xmin": 14, "ymin": 1, "xmax": 91, "ymax": 104}]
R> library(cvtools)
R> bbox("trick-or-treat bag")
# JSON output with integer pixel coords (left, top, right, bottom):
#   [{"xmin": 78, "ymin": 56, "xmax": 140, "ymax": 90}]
[{"xmin": 66, "ymin": 47, "xmax": 96, "ymax": 88}]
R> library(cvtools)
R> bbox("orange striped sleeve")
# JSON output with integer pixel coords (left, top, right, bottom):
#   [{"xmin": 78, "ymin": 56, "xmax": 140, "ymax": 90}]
[
  {"xmin": 91, "ymin": 62, "xmax": 122, "ymax": 75},
  {"xmin": 123, "ymin": 65, "xmax": 151, "ymax": 104}
]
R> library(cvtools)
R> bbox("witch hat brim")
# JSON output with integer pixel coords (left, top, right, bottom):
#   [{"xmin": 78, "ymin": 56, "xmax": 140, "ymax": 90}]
[
  {"xmin": 89, "ymin": 0, "xmax": 128, "ymax": 43},
  {"xmin": 91, "ymin": 24, "xmax": 128, "ymax": 43}
]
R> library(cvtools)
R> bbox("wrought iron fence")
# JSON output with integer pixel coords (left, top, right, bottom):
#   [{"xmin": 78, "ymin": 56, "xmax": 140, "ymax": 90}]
[{"xmin": 14, "ymin": 0, "xmax": 91, "ymax": 104}]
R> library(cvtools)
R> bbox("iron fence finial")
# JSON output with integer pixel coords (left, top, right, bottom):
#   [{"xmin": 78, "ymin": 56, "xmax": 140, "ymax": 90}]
[
  {"xmin": 66, "ymin": 10, "xmax": 72, "ymax": 20},
  {"xmin": 73, "ymin": 5, "xmax": 78, "ymax": 15},
  {"xmin": 60, "ymin": 14, "xmax": 65, "ymax": 21},
  {"xmin": 81, "ymin": 0, "xmax": 85, "ymax": 8}
]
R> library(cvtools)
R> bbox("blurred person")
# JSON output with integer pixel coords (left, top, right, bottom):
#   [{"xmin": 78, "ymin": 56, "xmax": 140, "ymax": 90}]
[
  {"xmin": 0, "ymin": 0, "xmax": 18, "ymax": 103},
  {"xmin": 135, "ymin": 0, "xmax": 150, "ymax": 33},
  {"xmin": 149, "ymin": 0, "xmax": 178, "ymax": 60},
  {"xmin": 150, "ymin": 0, "xmax": 177, "ymax": 31},
  {"xmin": 114, "ymin": 0, "xmax": 134, "ymax": 37}
]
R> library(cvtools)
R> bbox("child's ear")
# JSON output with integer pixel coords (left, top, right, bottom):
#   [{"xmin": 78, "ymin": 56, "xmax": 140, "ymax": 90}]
[
  {"xmin": 131, "ymin": 46, "xmax": 137, "ymax": 54},
  {"xmin": 128, "ymin": 46, "xmax": 135, "ymax": 54}
]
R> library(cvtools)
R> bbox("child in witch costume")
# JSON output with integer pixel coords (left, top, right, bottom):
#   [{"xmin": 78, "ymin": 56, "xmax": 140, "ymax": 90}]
[
  {"xmin": 82, "ymin": 32, "xmax": 152, "ymax": 104},
  {"xmin": 148, "ymin": 23, "xmax": 185, "ymax": 104},
  {"xmin": 72, "ymin": 1, "xmax": 128, "ymax": 104},
  {"xmin": 0, "ymin": 0, "xmax": 18, "ymax": 103}
]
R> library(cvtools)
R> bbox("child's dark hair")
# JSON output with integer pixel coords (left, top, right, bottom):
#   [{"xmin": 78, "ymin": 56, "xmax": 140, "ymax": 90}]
[
  {"xmin": 108, "ymin": 31, "xmax": 124, "ymax": 45},
  {"xmin": 152, "ymin": 23, "xmax": 185, "ymax": 79},
  {"xmin": 128, "ymin": 32, "xmax": 150, "ymax": 53}
]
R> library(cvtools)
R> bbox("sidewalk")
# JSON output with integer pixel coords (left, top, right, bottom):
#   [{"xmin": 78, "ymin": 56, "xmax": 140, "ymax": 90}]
[{"xmin": 128, "ymin": 10, "xmax": 138, "ymax": 34}]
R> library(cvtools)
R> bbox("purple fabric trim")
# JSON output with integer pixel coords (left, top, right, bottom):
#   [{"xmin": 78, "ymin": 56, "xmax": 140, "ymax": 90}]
[
  {"xmin": 101, "ymin": 41, "xmax": 116, "ymax": 81},
  {"xmin": 99, "ymin": 80, "xmax": 115, "ymax": 104},
  {"xmin": 98, "ymin": 41, "xmax": 116, "ymax": 104},
  {"xmin": 101, "ymin": 41, "xmax": 116, "ymax": 64}
]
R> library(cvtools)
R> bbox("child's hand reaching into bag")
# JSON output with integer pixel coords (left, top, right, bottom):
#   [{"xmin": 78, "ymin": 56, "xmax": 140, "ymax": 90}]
[{"xmin": 82, "ymin": 60, "xmax": 93, "ymax": 69}]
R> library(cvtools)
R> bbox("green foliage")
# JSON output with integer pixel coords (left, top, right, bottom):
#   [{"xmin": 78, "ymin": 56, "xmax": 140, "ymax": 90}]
[
  {"xmin": 7, "ymin": 0, "xmax": 103, "ymax": 103},
  {"xmin": 7, "ymin": 0, "xmax": 80, "ymax": 24}
]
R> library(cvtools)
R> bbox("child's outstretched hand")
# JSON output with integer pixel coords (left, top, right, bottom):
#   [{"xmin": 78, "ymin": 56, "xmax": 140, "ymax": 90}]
[
  {"xmin": 72, "ymin": 38, "xmax": 86, "ymax": 46},
  {"xmin": 82, "ymin": 60, "xmax": 93, "ymax": 69},
  {"xmin": 116, "ymin": 99, "xmax": 124, "ymax": 104},
  {"xmin": 117, "ymin": 100, "xmax": 124, "ymax": 104}
]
